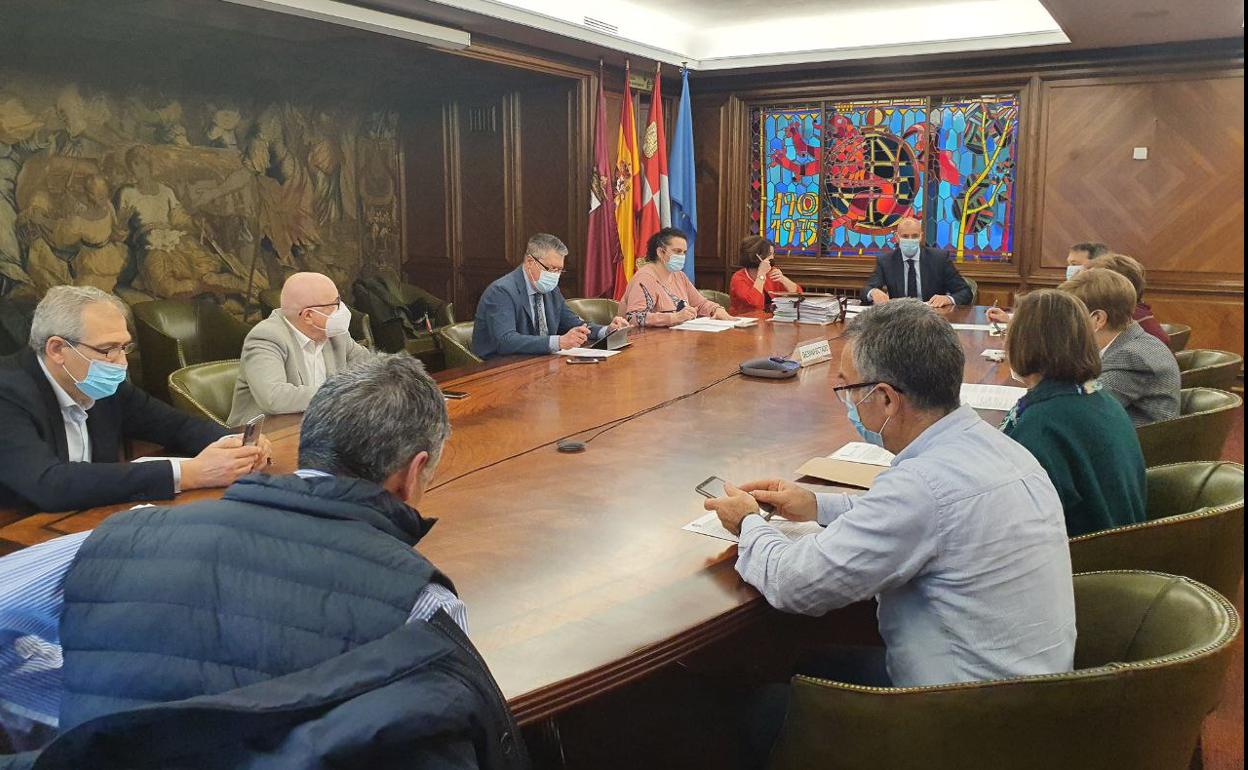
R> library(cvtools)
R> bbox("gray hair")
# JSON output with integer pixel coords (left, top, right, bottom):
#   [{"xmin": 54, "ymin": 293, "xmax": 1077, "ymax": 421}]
[
  {"xmin": 29, "ymin": 286, "xmax": 131, "ymax": 356},
  {"xmin": 298, "ymin": 354, "xmax": 450, "ymax": 485},
  {"xmin": 844, "ymin": 299, "xmax": 963, "ymax": 413},
  {"xmin": 526, "ymin": 233, "xmax": 568, "ymax": 258}
]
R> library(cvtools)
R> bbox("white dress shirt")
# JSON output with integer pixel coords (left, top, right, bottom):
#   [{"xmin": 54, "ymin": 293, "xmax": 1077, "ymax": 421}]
[
  {"xmin": 36, "ymin": 357, "xmax": 182, "ymax": 490},
  {"xmin": 282, "ymin": 316, "xmax": 327, "ymax": 388},
  {"xmin": 736, "ymin": 406, "xmax": 1076, "ymax": 687}
]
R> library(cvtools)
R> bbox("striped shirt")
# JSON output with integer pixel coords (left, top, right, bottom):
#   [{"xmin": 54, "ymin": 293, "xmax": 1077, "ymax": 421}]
[{"xmin": 0, "ymin": 469, "xmax": 466, "ymax": 730}]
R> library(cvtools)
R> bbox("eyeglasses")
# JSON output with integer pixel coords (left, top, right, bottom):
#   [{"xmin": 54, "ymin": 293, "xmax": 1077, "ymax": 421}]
[
  {"xmin": 64, "ymin": 338, "xmax": 135, "ymax": 361},
  {"xmin": 528, "ymin": 253, "xmax": 566, "ymax": 275},
  {"xmin": 301, "ymin": 297, "xmax": 342, "ymax": 313},
  {"xmin": 831, "ymin": 380, "xmax": 903, "ymax": 408}
]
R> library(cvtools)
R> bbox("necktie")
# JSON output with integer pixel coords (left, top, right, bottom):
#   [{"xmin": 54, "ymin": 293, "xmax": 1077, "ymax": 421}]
[
  {"xmin": 533, "ymin": 294, "xmax": 548, "ymax": 336},
  {"xmin": 905, "ymin": 259, "xmax": 919, "ymax": 299}
]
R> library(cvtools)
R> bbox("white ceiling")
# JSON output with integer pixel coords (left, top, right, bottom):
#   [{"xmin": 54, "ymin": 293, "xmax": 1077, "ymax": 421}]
[{"xmin": 421, "ymin": 0, "xmax": 1072, "ymax": 68}]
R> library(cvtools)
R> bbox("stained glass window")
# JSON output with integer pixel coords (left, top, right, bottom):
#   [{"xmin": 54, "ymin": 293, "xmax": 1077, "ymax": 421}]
[
  {"xmin": 759, "ymin": 107, "xmax": 822, "ymax": 255},
  {"xmin": 754, "ymin": 92, "xmax": 1021, "ymax": 262}
]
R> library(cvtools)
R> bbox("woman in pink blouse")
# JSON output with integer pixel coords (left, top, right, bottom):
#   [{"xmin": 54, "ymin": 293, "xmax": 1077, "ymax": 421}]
[{"xmin": 619, "ymin": 228, "xmax": 733, "ymax": 327}]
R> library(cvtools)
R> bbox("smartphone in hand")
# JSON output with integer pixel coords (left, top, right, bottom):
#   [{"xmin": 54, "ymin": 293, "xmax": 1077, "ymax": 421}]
[
  {"xmin": 242, "ymin": 414, "xmax": 265, "ymax": 446},
  {"xmin": 695, "ymin": 475, "xmax": 776, "ymax": 514}
]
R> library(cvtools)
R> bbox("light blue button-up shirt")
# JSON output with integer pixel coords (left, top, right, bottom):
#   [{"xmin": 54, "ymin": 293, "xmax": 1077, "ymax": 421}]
[
  {"xmin": 737, "ymin": 405, "xmax": 1076, "ymax": 687},
  {"xmin": 524, "ymin": 273, "xmax": 607, "ymax": 353},
  {"xmin": 0, "ymin": 470, "xmax": 466, "ymax": 730}
]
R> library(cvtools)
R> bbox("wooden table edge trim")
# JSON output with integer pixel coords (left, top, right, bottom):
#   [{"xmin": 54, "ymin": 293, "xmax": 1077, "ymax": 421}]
[{"xmin": 506, "ymin": 599, "xmax": 771, "ymax": 725}]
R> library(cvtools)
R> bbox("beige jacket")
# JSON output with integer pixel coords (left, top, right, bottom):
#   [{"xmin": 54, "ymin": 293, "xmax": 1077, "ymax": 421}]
[{"xmin": 227, "ymin": 310, "xmax": 371, "ymax": 426}]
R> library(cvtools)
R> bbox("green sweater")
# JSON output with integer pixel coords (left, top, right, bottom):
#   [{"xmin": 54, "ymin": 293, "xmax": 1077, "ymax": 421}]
[{"xmin": 1002, "ymin": 379, "xmax": 1146, "ymax": 538}]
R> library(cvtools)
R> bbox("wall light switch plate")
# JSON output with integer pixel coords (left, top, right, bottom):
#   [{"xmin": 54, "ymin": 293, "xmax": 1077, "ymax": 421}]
[{"xmin": 1133, "ymin": 147, "xmax": 1149, "ymax": 160}]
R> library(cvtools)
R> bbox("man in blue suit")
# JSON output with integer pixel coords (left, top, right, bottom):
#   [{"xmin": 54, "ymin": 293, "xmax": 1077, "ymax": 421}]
[
  {"xmin": 863, "ymin": 217, "xmax": 973, "ymax": 308},
  {"xmin": 472, "ymin": 233, "xmax": 628, "ymax": 359}
]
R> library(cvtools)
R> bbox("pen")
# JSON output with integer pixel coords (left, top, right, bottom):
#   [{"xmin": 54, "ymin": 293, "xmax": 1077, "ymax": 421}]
[{"xmin": 989, "ymin": 300, "xmax": 1004, "ymax": 335}]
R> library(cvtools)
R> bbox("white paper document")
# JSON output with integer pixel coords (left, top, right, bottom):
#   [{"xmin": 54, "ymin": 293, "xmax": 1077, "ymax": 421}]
[
  {"xmin": 555, "ymin": 348, "xmax": 623, "ymax": 358},
  {"xmin": 827, "ymin": 442, "xmax": 895, "ymax": 467},
  {"xmin": 672, "ymin": 319, "xmax": 733, "ymax": 332},
  {"xmin": 960, "ymin": 383, "xmax": 1026, "ymax": 411},
  {"xmin": 949, "ymin": 323, "xmax": 995, "ymax": 331},
  {"xmin": 683, "ymin": 511, "xmax": 824, "ymax": 544}
]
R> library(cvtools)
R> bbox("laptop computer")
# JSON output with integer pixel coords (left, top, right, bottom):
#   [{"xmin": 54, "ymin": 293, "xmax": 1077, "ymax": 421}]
[{"xmin": 590, "ymin": 327, "xmax": 631, "ymax": 351}]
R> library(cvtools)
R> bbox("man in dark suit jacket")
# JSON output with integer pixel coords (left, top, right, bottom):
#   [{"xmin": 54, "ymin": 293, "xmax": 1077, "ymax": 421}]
[
  {"xmin": 0, "ymin": 286, "xmax": 271, "ymax": 513},
  {"xmin": 472, "ymin": 233, "xmax": 628, "ymax": 359},
  {"xmin": 863, "ymin": 217, "xmax": 973, "ymax": 307}
]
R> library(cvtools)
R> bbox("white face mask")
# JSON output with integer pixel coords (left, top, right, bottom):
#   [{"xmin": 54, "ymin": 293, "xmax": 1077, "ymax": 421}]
[{"xmin": 311, "ymin": 302, "xmax": 351, "ymax": 338}]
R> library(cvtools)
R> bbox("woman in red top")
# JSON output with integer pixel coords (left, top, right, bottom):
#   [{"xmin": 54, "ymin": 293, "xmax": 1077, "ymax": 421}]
[
  {"xmin": 1088, "ymin": 253, "xmax": 1170, "ymax": 347},
  {"xmin": 728, "ymin": 236, "xmax": 801, "ymax": 315}
]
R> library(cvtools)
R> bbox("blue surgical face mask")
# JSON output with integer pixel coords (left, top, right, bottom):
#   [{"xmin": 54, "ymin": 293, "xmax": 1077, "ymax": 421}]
[
  {"xmin": 846, "ymin": 387, "xmax": 892, "ymax": 448},
  {"xmin": 665, "ymin": 252, "xmax": 687, "ymax": 273},
  {"xmin": 899, "ymin": 238, "xmax": 921, "ymax": 258},
  {"xmin": 63, "ymin": 344, "xmax": 128, "ymax": 400},
  {"xmin": 534, "ymin": 269, "xmax": 560, "ymax": 293},
  {"xmin": 1065, "ymin": 264, "xmax": 1084, "ymax": 280}
]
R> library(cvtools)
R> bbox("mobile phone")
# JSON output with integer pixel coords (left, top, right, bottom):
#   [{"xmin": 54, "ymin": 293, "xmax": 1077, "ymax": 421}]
[
  {"xmin": 566, "ymin": 357, "xmax": 604, "ymax": 365},
  {"xmin": 695, "ymin": 475, "xmax": 775, "ymax": 515},
  {"xmin": 442, "ymin": 390, "xmax": 469, "ymax": 399},
  {"xmin": 242, "ymin": 414, "xmax": 265, "ymax": 446}
]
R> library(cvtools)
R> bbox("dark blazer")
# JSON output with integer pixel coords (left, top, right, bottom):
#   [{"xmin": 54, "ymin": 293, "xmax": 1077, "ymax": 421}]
[
  {"xmin": 471, "ymin": 266, "xmax": 603, "ymax": 359},
  {"xmin": 863, "ymin": 246, "xmax": 974, "ymax": 305},
  {"xmin": 0, "ymin": 350, "xmax": 227, "ymax": 513}
]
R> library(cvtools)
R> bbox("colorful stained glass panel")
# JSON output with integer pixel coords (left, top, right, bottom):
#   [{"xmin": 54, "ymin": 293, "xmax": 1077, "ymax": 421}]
[{"xmin": 760, "ymin": 107, "xmax": 822, "ymax": 254}]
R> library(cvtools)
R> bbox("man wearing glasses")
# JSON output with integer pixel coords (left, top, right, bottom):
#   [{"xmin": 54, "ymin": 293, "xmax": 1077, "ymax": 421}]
[
  {"xmin": 703, "ymin": 300, "xmax": 1075, "ymax": 757},
  {"xmin": 228, "ymin": 272, "xmax": 370, "ymax": 426},
  {"xmin": 471, "ymin": 233, "xmax": 628, "ymax": 359},
  {"xmin": 0, "ymin": 286, "xmax": 271, "ymax": 514}
]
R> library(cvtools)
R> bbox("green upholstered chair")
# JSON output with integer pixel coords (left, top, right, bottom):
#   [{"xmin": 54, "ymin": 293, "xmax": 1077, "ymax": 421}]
[
  {"xmin": 1160, "ymin": 323, "xmax": 1191, "ymax": 353},
  {"xmin": 168, "ymin": 359, "xmax": 240, "ymax": 428},
  {"xmin": 256, "ymin": 288, "xmax": 375, "ymax": 349},
  {"xmin": 1070, "ymin": 462, "xmax": 1244, "ymax": 600},
  {"xmin": 565, "ymin": 298, "xmax": 620, "ymax": 326},
  {"xmin": 698, "ymin": 289, "xmax": 731, "ymax": 309},
  {"xmin": 133, "ymin": 300, "xmax": 252, "ymax": 404},
  {"xmin": 1136, "ymin": 388, "xmax": 1242, "ymax": 468},
  {"xmin": 1175, "ymin": 349, "xmax": 1242, "ymax": 390},
  {"xmin": 437, "ymin": 322, "xmax": 482, "ymax": 370},
  {"xmin": 352, "ymin": 278, "xmax": 449, "ymax": 357},
  {"xmin": 766, "ymin": 571, "xmax": 1241, "ymax": 770},
  {"xmin": 961, "ymin": 276, "xmax": 979, "ymax": 305}
]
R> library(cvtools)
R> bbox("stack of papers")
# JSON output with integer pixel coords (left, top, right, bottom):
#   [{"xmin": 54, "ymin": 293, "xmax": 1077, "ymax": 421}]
[
  {"xmin": 795, "ymin": 441, "xmax": 895, "ymax": 488},
  {"xmin": 683, "ymin": 511, "xmax": 823, "ymax": 544},
  {"xmin": 771, "ymin": 295, "xmax": 842, "ymax": 325},
  {"xmin": 949, "ymin": 323, "xmax": 995, "ymax": 332},
  {"xmin": 960, "ymin": 383, "xmax": 1026, "ymax": 410},
  {"xmin": 555, "ymin": 348, "xmax": 622, "ymax": 358},
  {"xmin": 672, "ymin": 317, "xmax": 757, "ymax": 332}
]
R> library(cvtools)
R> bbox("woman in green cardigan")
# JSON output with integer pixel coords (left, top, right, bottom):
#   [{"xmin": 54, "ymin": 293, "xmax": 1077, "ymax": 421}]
[{"xmin": 1000, "ymin": 289, "xmax": 1146, "ymax": 537}]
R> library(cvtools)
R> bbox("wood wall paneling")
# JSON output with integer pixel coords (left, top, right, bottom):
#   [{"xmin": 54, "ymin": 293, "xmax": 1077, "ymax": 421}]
[{"xmin": 402, "ymin": 102, "xmax": 454, "ymax": 300}]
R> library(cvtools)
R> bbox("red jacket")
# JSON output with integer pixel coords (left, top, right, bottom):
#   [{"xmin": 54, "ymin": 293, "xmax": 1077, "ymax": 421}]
[
  {"xmin": 1133, "ymin": 302, "xmax": 1170, "ymax": 347},
  {"xmin": 729, "ymin": 268, "xmax": 802, "ymax": 315}
]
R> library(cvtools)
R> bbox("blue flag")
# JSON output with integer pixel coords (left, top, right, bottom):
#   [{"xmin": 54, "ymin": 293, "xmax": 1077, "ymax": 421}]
[{"xmin": 669, "ymin": 68, "xmax": 697, "ymax": 283}]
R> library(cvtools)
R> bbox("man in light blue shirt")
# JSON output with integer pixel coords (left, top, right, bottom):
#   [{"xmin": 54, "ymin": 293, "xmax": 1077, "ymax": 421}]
[{"xmin": 705, "ymin": 300, "xmax": 1075, "ymax": 694}]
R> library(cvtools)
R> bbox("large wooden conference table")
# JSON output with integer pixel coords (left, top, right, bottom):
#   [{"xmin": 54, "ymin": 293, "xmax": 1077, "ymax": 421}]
[{"xmin": 0, "ymin": 305, "xmax": 1015, "ymax": 725}]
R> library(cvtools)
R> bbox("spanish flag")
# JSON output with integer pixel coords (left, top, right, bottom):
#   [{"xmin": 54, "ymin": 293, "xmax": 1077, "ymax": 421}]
[{"xmin": 612, "ymin": 62, "xmax": 641, "ymax": 299}]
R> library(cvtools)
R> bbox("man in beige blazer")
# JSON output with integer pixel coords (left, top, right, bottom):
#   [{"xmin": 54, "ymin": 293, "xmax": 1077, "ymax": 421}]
[{"xmin": 228, "ymin": 273, "xmax": 371, "ymax": 426}]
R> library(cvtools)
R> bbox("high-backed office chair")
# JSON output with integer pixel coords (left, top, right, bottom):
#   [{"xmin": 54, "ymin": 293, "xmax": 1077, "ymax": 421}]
[
  {"xmin": 1175, "ymin": 349, "xmax": 1242, "ymax": 391},
  {"xmin": 961, "ymin": 276, "xmax": 979, "ymax": 305},
  {"xmin": 766, "ymin": 571, "xmax": 1240, "ymax": 770},
  {"xmin": 1136, "ymin": 388, "xmax": 1242, "ymax": 467},
  {"xmin": 699, "ymin": 289, "xmax": 731, "ymax": 309},
  {"xmin": 1070, "ymin": 462, "xmax": 1244, "ymax": 600},
  {"xmin": 1160, "ymin": 323, "xmax": 1191, "ymax": 353},
  {"xmin": 256, "ymin": 289, "xmax": 375, "ymax": 349},
  {"xmin": 352, "ymin": 277, "xmax": 450, "ymax": 357},
  {"xmin": 168, "ymin": 360, "xmax": 240, "ymax": 428},
  {"xmin": 133, "ymin": 300, "xmax": 252, "ymax": 404},
  {"xmin": 565, "ymin": 298, "xmax": 620, "ymax": 326},
  {"xmin": 437, "ymin": 322, "xmax": 482, "ymax": 369}
]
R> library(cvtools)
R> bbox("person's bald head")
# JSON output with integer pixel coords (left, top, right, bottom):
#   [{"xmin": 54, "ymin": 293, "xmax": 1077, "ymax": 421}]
[
  {"xmin": 281, "ymin": 272, "xmax": 342, "ymax": 341},
  {"xmin": 896, "ymin": 217, "xmax": 922, "ymax": 240},
  {"xmin": 281, "ymin": 273, "xmax": 338, "ymax": 315}
]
